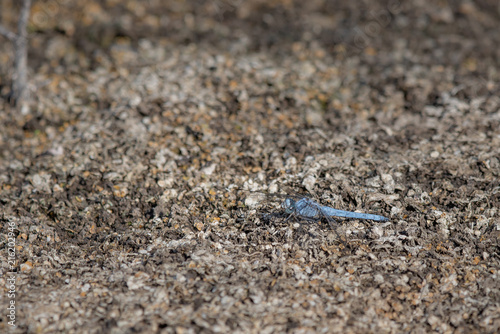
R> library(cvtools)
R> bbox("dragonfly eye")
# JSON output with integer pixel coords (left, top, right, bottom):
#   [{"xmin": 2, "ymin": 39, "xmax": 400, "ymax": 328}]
[{"xmin": 282, "ymin": 198, "xmax": 295, "ymax": 214}]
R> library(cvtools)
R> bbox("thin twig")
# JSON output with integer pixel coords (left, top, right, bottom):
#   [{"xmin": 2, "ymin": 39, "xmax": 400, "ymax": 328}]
[
  {"xmin": 11, "ymin": 0, "xmax": 32, "ymax": 106},
  {"xmin": 18, "ymin": 0, "xmax": 32, "ymax": 37}
]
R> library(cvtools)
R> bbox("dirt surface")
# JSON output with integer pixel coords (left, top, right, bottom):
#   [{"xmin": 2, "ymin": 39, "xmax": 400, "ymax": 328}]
[{"xmin": 1, "ymin": 0, "xmax": 499, "ymax": 333}]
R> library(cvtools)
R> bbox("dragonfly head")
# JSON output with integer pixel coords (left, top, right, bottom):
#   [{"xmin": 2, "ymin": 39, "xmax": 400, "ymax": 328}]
[{"xmin": 282, "ymin": 198, "xmax": 295, "ymax": 214}]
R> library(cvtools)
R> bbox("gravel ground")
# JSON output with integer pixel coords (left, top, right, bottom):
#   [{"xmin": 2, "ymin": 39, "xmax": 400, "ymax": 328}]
[{"xmin": 0, "ymin": 1, "xmax": 499, "ymax": 333}]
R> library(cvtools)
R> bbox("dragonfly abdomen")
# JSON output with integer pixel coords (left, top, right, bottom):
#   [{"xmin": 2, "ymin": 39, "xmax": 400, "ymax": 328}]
[{"xmin": 321, "ymin": 206, "xmax": 389, "ymax": 221}]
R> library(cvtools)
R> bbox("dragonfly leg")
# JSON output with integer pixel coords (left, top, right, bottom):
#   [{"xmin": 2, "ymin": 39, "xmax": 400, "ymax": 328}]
[
  {"xmin": 320, "ymin": 213, "xmax": 347, "ymax": 246},
  {"xmin": 283, "ymin": 212, "xmax": 296, "ymax": 224}
]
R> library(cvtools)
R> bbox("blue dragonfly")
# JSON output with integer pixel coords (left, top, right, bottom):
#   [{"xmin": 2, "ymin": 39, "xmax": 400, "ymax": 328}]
[
  {"xmin": 289, "ymin": 194, "xmax": 388, "ymax": 244},
  {"xmin": 243, "ymin": 187, "xmax": 389, "ymax": 223},
  {"xmin": 281, "ymin": 197, "xmax": 389, "ymax": 222},
  {"xmin": 240, "ymin": 188, "xmax": 388, "ymax": 244}
]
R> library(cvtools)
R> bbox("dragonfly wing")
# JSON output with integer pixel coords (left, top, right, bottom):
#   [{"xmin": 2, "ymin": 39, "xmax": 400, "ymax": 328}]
[
  {"xmin": 244, "ymin": 192, "xmax": 268, "ymax": 208},
  {"xmin": 286, "ymin": 198, "xmax": 344, "ymax": 241},
  {"xmin": 313, "ymin": 203, "xmax": 347, "ymax": 245}
]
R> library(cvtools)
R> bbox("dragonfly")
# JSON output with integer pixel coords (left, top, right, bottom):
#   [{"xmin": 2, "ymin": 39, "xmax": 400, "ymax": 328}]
[
  {"xmin": 233, "ymin": 186, "xmax": 388, "ymax": 245},
  {"xmin": 281, "ymin": 197, "xmax": 389, "ymax": 222},
  {"xmin": 241, "ymin": 186, "xmax": 389, "ymax": 223},
  {"xmin": 220, "ymin": 184, "xmax": 389, "ymax": 244}
]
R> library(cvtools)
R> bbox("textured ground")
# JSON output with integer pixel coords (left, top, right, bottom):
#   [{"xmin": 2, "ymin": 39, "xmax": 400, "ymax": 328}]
[{"xmin": 0, "ymin": 0, "xmax": 499, "ymax": 333}]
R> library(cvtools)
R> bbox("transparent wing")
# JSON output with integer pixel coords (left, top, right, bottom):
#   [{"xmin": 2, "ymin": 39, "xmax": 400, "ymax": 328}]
[
  {"xmin": 218, "ymin": 184, "xmax": 305, "ymax": 209},
  {"xmin": 289, "ymin": 198, "xmax": 346, "ymax": 244}
]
